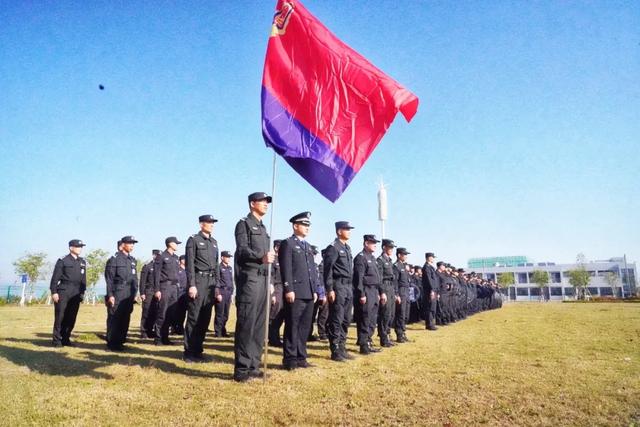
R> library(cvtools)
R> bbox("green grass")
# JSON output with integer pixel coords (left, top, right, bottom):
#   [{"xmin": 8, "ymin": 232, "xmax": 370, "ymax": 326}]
[{"xmin": 0, "ymin": 303, "xmax": 638, "ymax": 426}]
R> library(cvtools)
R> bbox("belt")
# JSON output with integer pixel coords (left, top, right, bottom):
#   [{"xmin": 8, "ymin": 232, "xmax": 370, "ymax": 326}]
[{"xmin": 196, "ymin": 271, "xmax": 215, "ymax": 277}]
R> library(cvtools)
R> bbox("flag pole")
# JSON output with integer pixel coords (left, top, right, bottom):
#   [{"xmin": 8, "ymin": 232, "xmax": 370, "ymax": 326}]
[{"xmin": 263, "ymin": 151, "xmax": 277, "ymax": 381}]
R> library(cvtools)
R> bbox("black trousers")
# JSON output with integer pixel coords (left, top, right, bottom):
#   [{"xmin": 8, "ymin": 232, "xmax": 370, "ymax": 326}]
[
  {"xmin": 52, "ymin": 288, "xmax": 82, "ymax": 344},
  {"xmin": 140, "ymin": 291, "xmax": 157, "ymax": 336},
  {"xmin": 283, "ymin": 298, "xmax": 314, "ymax": 365},
  {"xmin": 377, "ymin": 284, "xmax": 395, "ymax": 344},
  {"xmin": 424, "ymin": 292, "xmax": 437, "ymax": 328},
  {"xmin": 107, "ymin": 287, "xmax": 134, "ymax": 347},
  {"xmin": 316, "ymin": 300, "xmax": 329, "ymax": 337},
  {"xmin": 184, "ymin": 276, "xmax": 215, "ymax": 356},
  {"xmin": 155, "ymin": 284, "xmax": 178, "ymax": 341},
  {"xmin": 234, "ymin": 273, "xmax": 267, "ymax": 375},
  {"xmin": 327, "ymin": 281, "xmax": 353, "ymax": 352},
  {"xmin": 214, "ymin": 290, "xmax": 232, "ymax": 335},
  {"xmin": 173, "ymin": 292, "xmax": 187, "ymax": 334},
  {"xmin": 354, "ymin": 286, "xmax": 378, "ymax": 346},
  {"xmin": 394, "ymin": 287, "xmax": 409, "ymax": 337}
]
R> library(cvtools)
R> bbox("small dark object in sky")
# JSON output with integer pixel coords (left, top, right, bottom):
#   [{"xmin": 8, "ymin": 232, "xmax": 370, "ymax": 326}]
[{"xmin": 99, "ymin": 84, "xmax": 104, "ymax": 90}]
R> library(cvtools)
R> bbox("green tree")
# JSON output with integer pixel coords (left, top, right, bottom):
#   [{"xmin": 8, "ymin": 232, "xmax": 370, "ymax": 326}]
[
  {"xmin": 531, "ymin": 270, "xmax": 550, "ymax": 301},
  {"xmin": 568, "ymin": 261, "xmax": 591, "ymax": 300},
  {"xmin": 13, "ymin": 252, "xmax": 48, "ymax": 306},
  {"xmin": 603, "ymin": 271, "xmax": 619, "ymax": 298},
  {"xmin": 497, "ymin": 272, "xmax": 515, "ymax": 288},
  {"xmin": 85, "ymin": 249, "xmax": 110, "ymax": 305}
]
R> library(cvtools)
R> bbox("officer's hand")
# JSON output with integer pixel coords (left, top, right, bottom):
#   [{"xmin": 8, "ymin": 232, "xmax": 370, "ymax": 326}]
[
  {"xmin": 313, "ymin": 293, "xmax": 318, "ymax": 303},
  {"xmin": 285, "ymin": 291, "xmax": 295, "ymax": 303},
  {"xmin": 321, "ymin": 297, "xmax": 328, "ymax": 306},
  {"xmin": 141, "ymin": 294, "xmax": 146, "ymax": 302},
  {"xmin": 188, "ymin": 286, "xmax": 198, "ymax": 299},
  {"xmin": 327, "ymin": 291, "xmax": 336, "ymax": 304},
  {"xmin": 359, "ymin": 296, "xmax": 366, "ymax": 305},
  {"xmin": 380, "ymin": 293, "xmax": 387, "ymax": 305},
  {"xmin": 395, "ymin": 296, "xmax": 401, "ymax": 305},
  {"xmin": 155, "ymin": 291, "xmax": 162, "ymax": 301},
  {"xmin": 430, "ymin": 291, "xmax": 436, "ymax": 301},
  {"xmin": 262, "ymin": 250, "xmax": 275, "ymax": 264},
  {"xmin": 216, "ymin": 294, "xmax": 222, "ymax": 303},
  {"xmin": 52, "ymin": 293, "xmax": 60, "ymax": 303},
  {"xmin": 271, "ymin": 295, "xmax": 276, "ymax": 305},
  {"xmin": 108, "ymin": 296, "xmax": 115, "ymax": 307}
]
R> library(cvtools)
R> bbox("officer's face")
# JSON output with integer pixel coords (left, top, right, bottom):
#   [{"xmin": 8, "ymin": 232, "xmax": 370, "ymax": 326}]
[
  {"xmin": 383, "ymin": 246, "xmax": 393, "ymax": 256},
  {"xmin": 337, "ymin": 228, "xmax": 351, "ymax": 240},
  {"xmin": 427, "ymin": 256, "xmax": 435, "ymax": 264},
  {"xmin": 398, "ymin": 253, "xmax": 407, "ymax": 262},
  {"xmin": 200, "ymin": 221, "xmax": 214, "ymax": 234},
  {"xmin": 222, "ymin": 255, "xmax": 231, "ymax": 265},
  {"xmin": 364, "ymin": 241, "xmax": 376, "ymax": 252},
  {"xmin": 168, "ymin": 242, "xmax": 178, "ymax": 251},
  {"xmin": 69, "ymin": 246, "xmax": 83, "ymax": 256},
  {"xmin": 251, "ymin": 199, "xmax": 269, "ymax": 216},
  {"xmin": 123, "ymin": 243, "xmax": 134, "ymax": 253},
  {"xmin": 180, "ymin": 259, "xmax": 185, "ymax": 268},
  {"xmin": 293, "ymin": 223, "xmax": 309, "ymax": 238}
]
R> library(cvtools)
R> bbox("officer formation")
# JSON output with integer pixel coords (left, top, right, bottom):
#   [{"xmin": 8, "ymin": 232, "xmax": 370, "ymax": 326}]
[{"xmin": 49, "ymin": 192, "xmax": 503, "ymax": 382}]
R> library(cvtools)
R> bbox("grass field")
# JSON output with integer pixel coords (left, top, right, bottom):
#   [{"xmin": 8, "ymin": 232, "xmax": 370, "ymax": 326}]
[{"xmin": 0, "ymin": 303, "xmax": 638, "ymax": 426}]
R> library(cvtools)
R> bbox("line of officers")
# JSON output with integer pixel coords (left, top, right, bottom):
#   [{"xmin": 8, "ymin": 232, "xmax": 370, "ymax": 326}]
[{"xmin": 48, "ymin": 191, "xmax": 503, "ymax": 382}]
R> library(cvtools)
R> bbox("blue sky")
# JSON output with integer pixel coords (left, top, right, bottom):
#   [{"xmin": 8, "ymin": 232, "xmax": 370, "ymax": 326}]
[{"xmin": 1, "ymin": 0, "xmax": 638, "ymax": 283}]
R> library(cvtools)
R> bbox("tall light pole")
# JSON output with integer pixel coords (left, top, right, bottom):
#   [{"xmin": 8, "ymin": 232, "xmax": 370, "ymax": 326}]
[{"xmin": 377, "ymin": 178, "xmax": 387, "ymax": 238}]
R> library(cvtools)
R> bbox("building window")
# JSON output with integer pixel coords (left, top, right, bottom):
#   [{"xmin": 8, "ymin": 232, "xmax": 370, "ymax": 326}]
[
  {"xmin": 484, "ymin": 273, "xmax": 496, "ymax": 281},
  {"xmin": 517, "ymin": 273, "xmax": 528, "ymax": 284},
  {"xmin": 564, "ymin": 287, "xmax": 575, "ymax": 296},
  {"xmin": 587, "ymin": 287, "xmax": 600, "ymax": 296},
  {"xmin": 550, "ymin": 287, "xmax": 562, "ymax": 296},
  {"xmin": 530, "ymin": 287, "xmax": 541, "ymax": 296},
  {"xmin": 550, "ymin": 272, "xmax": 561, "ymax": 283},
  {"xmin": 599, "ymin": 287, "xmax": 613, "ymax": 296},
  {"xmin": 516, "ymin": 287, "xmax": 529, "ymax": 296}
]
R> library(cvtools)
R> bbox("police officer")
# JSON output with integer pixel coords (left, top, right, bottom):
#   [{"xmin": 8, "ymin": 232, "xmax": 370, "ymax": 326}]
[
  {"xmin": 323, "ymin": 221, "xmax": 355, "ymax": 362},
  {"xmin": 153, "ymin": 236, "xmax": 181, "ymax": 345},
  {"xmin": 377, "ymin": 239, "xmax": 396, "ymax": 347},
  {"xmin": 104, "ymin": 235, "xmax": 139, "ymax": 351},
  {"xmin": 268, "ymin": 240, "xmax": 284, "ymax": 347},
  {"xmin": 354, "ymin": 234, "xmax": 385, "ymax": 355},
  {"xmin": 393, "ymin": 247, "xmax": 411, "ymax": 343},
  {"xmin": 139, "ymin": 249, "xmax": 161, "ymax": 339},
  {"xmin": 421, "ymin": 252, "xmax": 438, "ymax": 331},
  {"xmin": 233, "ymin": 192, "xmax": 275, "ymax": 382},
  {"xmin": 435, "ymin": 261, "xmax": 450, "ymax": 325},
  {"xmin": 184, "ymin": 215, "xmax": 221, "ymax": 362},
  {"xmin": 50, "ymin": 239, "xmax": 87, "ymax": 347},
  {"xmin": 279, "ymin": 212, "xmax": 318, "ymax": 370},
  {"xmin": 214, "ymin": 251, "xmax": 234, "ymax": 337},
  {"xmin": 173, "ymin": 255, "xmax": 187, "ymax": 335},
  {"xmin": 311, "ymin": 246, "xmax": 328, "ymax": 341}
]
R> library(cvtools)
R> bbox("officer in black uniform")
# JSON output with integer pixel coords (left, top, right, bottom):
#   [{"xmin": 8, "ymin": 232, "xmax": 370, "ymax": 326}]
[
  {"xmin": 268, "ymin": 240, "xmax": 284, "ymax": 347},
  {"xmin": 214, "ymin": 251, "xmax": 234, "ymax": 337},
  {"xmin": 153, "ymin": 236, "xmax": 181, "ymax": 345},
  {"xmin": 184, "ymin": 215, "xmax": 221, "ymax": 362},
  {"xmin": 323, "ymin": 221, "xmax": 355, "ymax": 362},
  {"xmin": 435, "ymin": 261, "xmax": 450, "ymax": 325},
  {"xmin": 353, "ymin": 234, "xmax": 385, "ymax": 355},
  {"xmin": 377, "ymin": 239, "xmax": 396, "ymax": 347},
  {"xmin": 314, "ymin": 249, "xmax": 329, "ymax": 341},
  {"xmin": 393, "ymin": 247, "xmax": 411, "ymax": 343},
  {"xmin": 279, "ymin": 212, "xmax": 318, "ymax": 370},
  {"xmin": 173, "ymin": 255, "xmax": 187, "ymax": 335},
  {"xmin": 139, "ymin": 249, "xmax": 161, "ymax": 339},
  {"xmin": 421, "ymin": 252, "xmax": 438, "ymax": 331},
  {"xmin": 104, "ymin": 235, "xmax": 139, "ymax": 351},
  {"xmin": 233, "ymin": 192, "xmax": 274, "ymax": 382},
  {"xmin": 50, "ymin": 239, "xmax": 87, "ymax": 347}
]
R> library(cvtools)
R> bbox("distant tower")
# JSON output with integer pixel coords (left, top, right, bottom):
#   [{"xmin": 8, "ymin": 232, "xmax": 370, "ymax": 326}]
[{"xmin": 377, "ymin": 178, "xmax": 388, "ymax": 238}]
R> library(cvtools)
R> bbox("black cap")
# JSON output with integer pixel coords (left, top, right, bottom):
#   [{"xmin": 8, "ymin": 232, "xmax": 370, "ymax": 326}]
[
  {"xmin": 198, "ymin": 214, "xmax": 217, "ymax": 223},
  {"xmin": 381, "ymin": 239, "xmax": 396, "ymax": 248},
  {"xmin": 425, "ymin": 252, "xmax": 435, "ymax": 259},
  {"xmin": 311, "ymin": 245, "xmax": 318, "ymax": 255},
  {"xmin": 221, "ymin": 250, "xmax": 233, "ymax": 258},
  {"xmin": 397, "ymin": 247, "xmax": 410, "ymax": 255},
  {"xmin": 179, "ymin": 255, "xmax": 186, "ymax": 261},
  {"xmin": 290, "ymin": 211, "xmax": 311, "ymax": 225},
  {"xmin": 273, "ymin": 239, "xmax": 282, "ymax": 248},
  {"xmin": 436, "ymin": 261, "xmax": 445, "ymax": 268},
  {"xmin": 248, "ymin": 192, "xmax": 272, "ymax": 203},
  {"xmin": 457, "ymin": 268, "xmax": 465, "ymax": 273},
  {"xmin": 165, "ymin": 236, "xmax": 182, "ymax": 246},
  {"xmin": 335, "ymin": 221, "xmax": 354, "ymax": 230},
  {"xmin": 152, "ymin": 249, "xmax": 161, "ymax": 255},
  {"xmin": 363, "ymin": 234, "xmax": 380, "ymax": 243},
  {"xmin": 68, "ymin": 239, "xmax": 86, "ymax": 248},
  {"xmin": 121, "ymin": 235, "xmax": 138, "ymax": 244}
]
